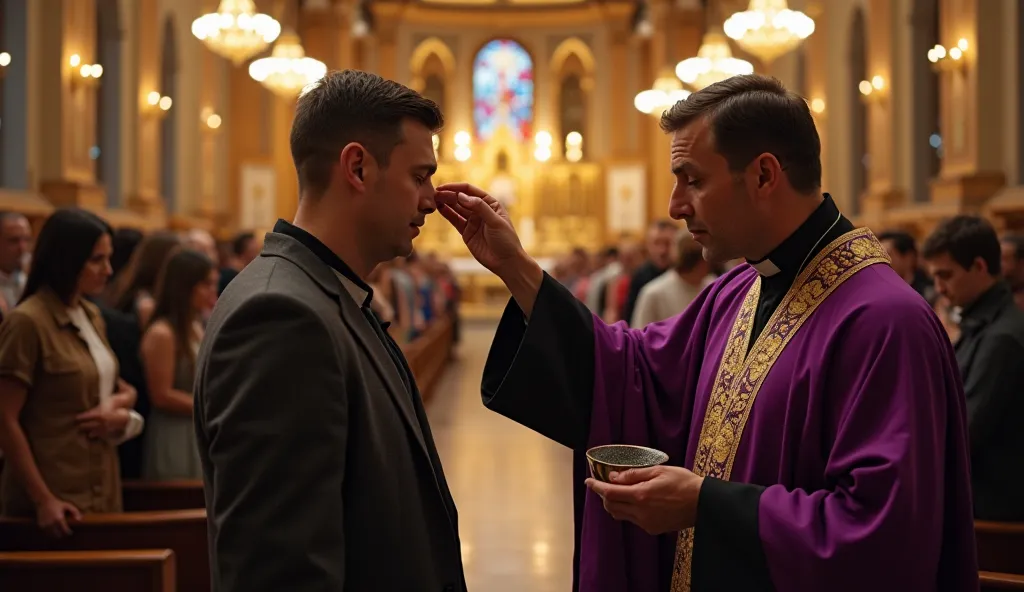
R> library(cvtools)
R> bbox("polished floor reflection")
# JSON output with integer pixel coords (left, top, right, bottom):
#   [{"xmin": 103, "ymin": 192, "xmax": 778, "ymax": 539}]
[{"xmin": 427, "ymin": 320, "xmax": 575, "ymax": 592}]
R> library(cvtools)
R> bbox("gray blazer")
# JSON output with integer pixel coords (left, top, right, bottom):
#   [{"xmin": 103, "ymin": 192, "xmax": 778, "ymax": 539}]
[{"xmin": 193, "ymin": 232, "xmax": 465, "ymax": 591}]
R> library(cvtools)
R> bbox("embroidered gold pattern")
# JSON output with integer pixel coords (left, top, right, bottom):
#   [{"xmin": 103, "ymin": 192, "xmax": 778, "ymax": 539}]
[{"xmin": 669, "ymin": 228, "xmax": 890, "ymax": 592}]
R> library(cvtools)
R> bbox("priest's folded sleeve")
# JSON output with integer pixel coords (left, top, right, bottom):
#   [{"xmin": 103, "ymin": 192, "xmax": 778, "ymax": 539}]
[{"xmin": 482, "ymin": 271, "xmax": 596, "ymax": 450}]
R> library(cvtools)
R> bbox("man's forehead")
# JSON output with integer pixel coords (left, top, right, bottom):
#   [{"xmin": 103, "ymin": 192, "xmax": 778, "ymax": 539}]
[
  {"xmin": 926, "ymin": 253, "xmax": 957, "ymax": 270},
  {"xmin": 394, "ymin": 120, "xmax": 437, "ymax": 163},
  {"xmin": 0, "ymin": 217, "xmax": 28, "ymax": 235},
  {"xmin": 670, "ymin": 119, "xmax": 713, "ymax": 163}
]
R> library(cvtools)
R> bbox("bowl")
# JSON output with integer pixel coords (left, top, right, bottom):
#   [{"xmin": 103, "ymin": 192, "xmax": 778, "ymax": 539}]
[{"xmin": 585, "ymin": 444, "xmax": 669, "ymax": 482}]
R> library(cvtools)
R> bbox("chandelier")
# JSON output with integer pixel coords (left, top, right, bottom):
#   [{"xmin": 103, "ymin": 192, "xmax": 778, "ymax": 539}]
[
  {"xmin": 723, "ymin": 0, "xmax": 815, "ymax": 65},
  {"xmin": 675, "ymin": 31, "xmax": 754, "ymax": 91},
  {"xmin": 192, "ymin": 0, "xmax": 281, "ymax": 65},
  {"xmin": 634, "ymin": 68, "xmax": 691, "ymax": 116},
  {"xmin": 248, "ymin": 32, "xmax": 327, "ymax": 99}
]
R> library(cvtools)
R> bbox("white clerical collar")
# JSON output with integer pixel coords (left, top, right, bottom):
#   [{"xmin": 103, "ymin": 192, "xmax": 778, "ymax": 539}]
[{"xmin": 750, "ymin": 258, "xmax": 782, "ymax": 277}]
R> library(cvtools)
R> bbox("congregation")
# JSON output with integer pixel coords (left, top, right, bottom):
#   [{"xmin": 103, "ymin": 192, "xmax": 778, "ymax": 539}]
[{"xmin": 0, "ymin": 209, "xmax": 460, "ymax": 534}]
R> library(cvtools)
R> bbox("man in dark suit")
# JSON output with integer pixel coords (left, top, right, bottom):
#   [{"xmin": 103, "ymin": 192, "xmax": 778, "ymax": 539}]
[{"xmin": 193, "ymin": 70, "xmax": 465, "ymax": 591}]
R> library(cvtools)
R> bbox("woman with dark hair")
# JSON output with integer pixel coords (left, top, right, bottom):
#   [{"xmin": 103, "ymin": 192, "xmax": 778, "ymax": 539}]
[
  {"xmin": 140, "ymin": 248, "xmax": 217, "ymax": 479},
  {"xmin": 0, "ymin": 208, "xmax": 141, "ymax": 536},
  {"xmin": 100, "ymin": 232, "xmax": 178, "ymax": 479},
  {"xmin": 109, "ymin": 227, "xmax": 144, "ymax": 281},
  {"xmin": 105, "ymin": 231, "xmax": 180, "ymax": 326}
]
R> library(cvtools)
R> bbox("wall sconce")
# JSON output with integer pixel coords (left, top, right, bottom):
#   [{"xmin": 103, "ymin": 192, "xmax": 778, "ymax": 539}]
[
  {"xmin": 142, "ymin": 90, "xmax": 173, "ymax": 119},
  {"xmin": 453, "ymin": 130, "xmax": 471, "ymax": 162},
  {"xmin": 534, "ymin": 131, "xmax": 552, "ymax": 162},
  {"xmin": 0, "ymin": 52, "xmax": 10, "ymax": 78},
  {"xmin": 201, "ymin": 107, "xmax": 222, "ymax": 132},
  {"xmin": 565, "ymin": 131, "xmax": 583, "ymax": 163},
  {"xmin": 858, "ymin": 75, "xmax": 886, "ymax": 104},
  {"xmin": 928, "ymin": 38, "xmax": 969, "ymax": 73},
  {"xmin": 69, "ymin": 54, "xmax": 102, "ymax": 89},
  {"xmin": 809, "ymin": 98, "xmax": 826, "ymax": 115}
]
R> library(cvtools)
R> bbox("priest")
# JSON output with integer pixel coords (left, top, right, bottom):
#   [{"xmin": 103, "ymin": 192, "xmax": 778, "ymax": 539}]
[{"xmin": 434, "ymin": 74, "xmax": 977, "ymax": 592}]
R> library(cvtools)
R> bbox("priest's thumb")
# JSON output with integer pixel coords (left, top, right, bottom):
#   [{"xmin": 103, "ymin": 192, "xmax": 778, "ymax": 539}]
[{"xmin": 610, "ymin": 468, "xmax": 651, "ymax": 485}]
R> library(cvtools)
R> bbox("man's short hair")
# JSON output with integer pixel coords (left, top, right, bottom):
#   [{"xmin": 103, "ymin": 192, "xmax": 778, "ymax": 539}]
[
  {"xmin": 291, "ymin": 70, "xmax": 444, "ymax": 197},
  {"xmin": 0, "ymin": 211, "xmax": 26, "ymax": 224},
  {"xmin": 877, "ymin": 230, "xmax": 917, "ymax": 255},
  {"xmin": 1001, "ymin": 233, "xmax": 1024, "ymax": 261},
  {"xmin": 232, "ymin": 232, "xmax": 254, "ymax": 257},
  {"xmin": 650, "ymin": 218, "xmax": 677, "ymax": 232},
  {"xmin": 922, "ymin": 215, "xmax": 1002, "ymax": 276},
  {"xmin": 659, "ymin": 74, "xmax": 821, "ymax": 194},
  {"xmin": 674, "ymin": 229, "xmax": 704, "ymax": 272}
]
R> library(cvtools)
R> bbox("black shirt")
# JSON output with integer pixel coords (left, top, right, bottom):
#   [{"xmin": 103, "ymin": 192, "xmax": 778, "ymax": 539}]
[
  {"xmin": 953, "ymin": 279, "xmax": 1024, "ymax": 520},
  {"xmin": 745, "ymin": 193, "xmax": 854, "ymax": 348},
  {"xmin": 272, "ymin": 219, "xmax": 412, "ymax": 392}
]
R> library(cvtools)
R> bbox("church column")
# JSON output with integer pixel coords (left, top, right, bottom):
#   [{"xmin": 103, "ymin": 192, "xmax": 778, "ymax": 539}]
[
  {"xmin": 126, "ymin": 0, "xmax": 165, "ymax": 220},
  {"xmin": 334, "ymin": 0, "xmax": 356, "ymax": 70},
  {"xmin": 930, "ymin": 0, "xmax": 1006, "ymax": 208},
  {"xmin": 197, "ymin": 0, "xmax": 223, "ymax": 221},
  {"xmin": 859, "ymin": 0, "xmax": 903, "ymax": 223},
  {"xmin": 605, "ymin": 8, "xmax": 632, "ymax": 158},
  {"xmin": 300, "ymin": 1, "xmax": 338, "ymax": 68},
  {"xmin": 645, "ymin": 0, "xmax": 672, "ymax": 223},
  {"xmin": 803, "ymin": 2, "xmax": 828, "ymax": 190},
  {"xmin": 36, "ymin": 0, "xmax": 107, "ymax": 210},
  {"xmin": 369, "ymin": 2, "xmax": 400, "ymax": 81},
  {"xmin": 271, "ymin": 95, "xmax": 297, "ymax": 224}
]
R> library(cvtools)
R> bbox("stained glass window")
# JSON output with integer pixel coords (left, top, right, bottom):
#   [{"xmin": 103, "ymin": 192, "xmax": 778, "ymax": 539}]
[{"xmin": 472, "ymin": 39, "xmax": 534, "ymax": 142}]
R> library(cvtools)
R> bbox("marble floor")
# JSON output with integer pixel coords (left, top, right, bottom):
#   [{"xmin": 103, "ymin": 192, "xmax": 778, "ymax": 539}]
[{"xmin": 426, "ymin": 320, "xmax": 575, "ymax": 592}]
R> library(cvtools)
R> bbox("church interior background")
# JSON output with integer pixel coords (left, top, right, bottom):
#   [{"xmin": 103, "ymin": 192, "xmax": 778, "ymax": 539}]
[
  {"xmin": 1, "ymin": 0, "xmax": 1022, "ymax": 312},
  {"xmin": 2, "ymin": 1, "xmax": 1023, "ymax": 590}
]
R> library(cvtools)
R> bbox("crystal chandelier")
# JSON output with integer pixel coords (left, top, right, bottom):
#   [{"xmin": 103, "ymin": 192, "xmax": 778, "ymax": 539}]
[
  {"xmin": 192, "ymin": 0, "xmax": 281, "ymax": 65},
  {"xmin": 634, "ymin": 68, "xmax": 691, "ymax": 116},
  {"xmin": 675, "ymin": 31, "xmax": 754, "ymax": 91},
  {"xmin": 248, "ymin": 32, "xmax": 327, "ymax": 99},
  {"xmin": 723, "ymin": 0, "xmax": 815, "ymax": 65}
]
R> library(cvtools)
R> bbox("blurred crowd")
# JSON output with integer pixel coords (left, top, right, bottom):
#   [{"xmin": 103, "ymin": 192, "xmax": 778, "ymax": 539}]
[{"xmin": 0, "ymin": 208, "xmax": 460, "ymax": 536}]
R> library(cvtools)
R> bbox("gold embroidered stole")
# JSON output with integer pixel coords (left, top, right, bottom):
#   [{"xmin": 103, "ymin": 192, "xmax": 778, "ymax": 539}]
[{"xmin": 668, "ymin": 228, "xmax": 890, "ymax": 592}]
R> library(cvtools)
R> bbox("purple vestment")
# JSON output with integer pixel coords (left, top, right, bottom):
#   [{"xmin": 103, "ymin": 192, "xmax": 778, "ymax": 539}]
[{"xmin": 577, "ymin": 247, "xmax": 979, "ymax": 590}]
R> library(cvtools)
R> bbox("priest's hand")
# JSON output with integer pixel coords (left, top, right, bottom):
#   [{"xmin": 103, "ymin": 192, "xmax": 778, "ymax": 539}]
[
  {"xmin": 434, "ymin": 183, "xmax": 524, "ymax": 274},
  {"xmin": 585, "ymin": 465, "xmax": 704, "ymax": 535},
  {"xmin": 435, "ymin": 183, "xmax": 544, "ymax": 316}
]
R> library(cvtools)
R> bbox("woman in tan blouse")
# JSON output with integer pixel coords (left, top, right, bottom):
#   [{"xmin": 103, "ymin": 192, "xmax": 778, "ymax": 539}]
[{"xmin": 0, "ymin": 209, "xmax": 141, "ymax": 538}]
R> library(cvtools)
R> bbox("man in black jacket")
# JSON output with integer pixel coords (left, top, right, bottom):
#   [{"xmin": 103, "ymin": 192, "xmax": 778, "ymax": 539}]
[
  {"xmin": 194, "ymin": 70, "xmax": 465, "ymax": 591},
  {"xmin": 923, "ymin": 215, "xmax": 1024, "ymax": 521}
]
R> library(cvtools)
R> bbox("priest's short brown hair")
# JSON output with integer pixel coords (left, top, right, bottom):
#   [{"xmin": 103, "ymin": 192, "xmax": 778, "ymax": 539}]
[{"xmin": 659, "ymin": 74, "xmax": 821, "ymax": 195}]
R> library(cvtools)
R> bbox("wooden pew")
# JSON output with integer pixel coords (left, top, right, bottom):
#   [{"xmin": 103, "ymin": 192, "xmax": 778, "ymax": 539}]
[
  {"xmin": 977, "ymin": 521, "xmax": 1024, "ymax": 574},
  {"xmin": 122, "ymin": 479, "xmax": 205, "ymax": 512},
  {"xmin": 403, "ymin": 314, "xmax": 455, "ymax": 403},
  {"xmin": 0, "ymin": 549, "xmax": 175, "ymax": 592},
  {"xmin": 0, "ymin": 509, "xmax": 208, "ymax": 592},
  {"xmin": 981, "ymin": 571, "xmax": 1024, "ymax": 591}
]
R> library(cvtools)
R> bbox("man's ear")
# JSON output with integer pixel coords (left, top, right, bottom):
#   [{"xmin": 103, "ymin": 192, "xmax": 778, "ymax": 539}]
[
  {"xmin": 972, "ymin": 256, "xmax": 990, "ymax": 275},
  {"xmin": 751, "ymin": 152, "xmax": 783, "ymax": 194},
  {"xmin": 339, "ymin": 142, "xmax": 368, "ymax": 191}
]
